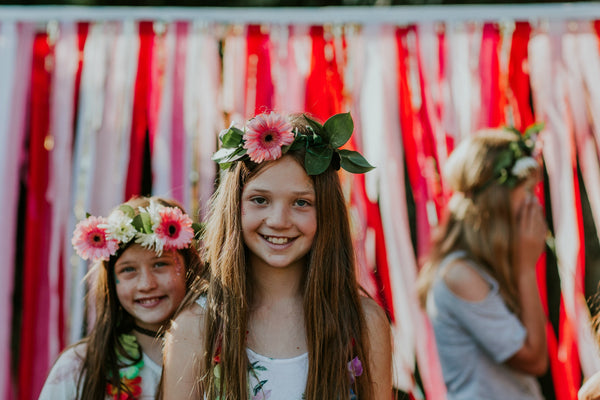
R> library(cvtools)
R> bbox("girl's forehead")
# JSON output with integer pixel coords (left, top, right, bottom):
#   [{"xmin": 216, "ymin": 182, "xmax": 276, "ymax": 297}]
[
  {"xmin": 244, "ymin": 156, "xmax": 314, "ymax": 192},
  {"xmin": 116, "ymin": 245, "xmax": 181, "ymax": 263}
]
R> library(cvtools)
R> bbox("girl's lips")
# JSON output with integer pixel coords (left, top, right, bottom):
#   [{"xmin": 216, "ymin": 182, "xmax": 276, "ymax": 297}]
[
  {"xmin": 261, "ymin": 235, "xmax": 297, "ymax": 246},
  {"xmin": 135, "ymin": 296, "xmax": 165, "ymax": 307}
]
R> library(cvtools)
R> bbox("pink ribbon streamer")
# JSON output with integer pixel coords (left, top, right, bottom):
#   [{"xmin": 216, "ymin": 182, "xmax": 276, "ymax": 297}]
[
  {"xmin": 184, "ymin": 22, "xmax": 221, "ymax": 218},
  {"xmin": 47, "ymin": 20, "xmax": 78, "ymax": 383}
]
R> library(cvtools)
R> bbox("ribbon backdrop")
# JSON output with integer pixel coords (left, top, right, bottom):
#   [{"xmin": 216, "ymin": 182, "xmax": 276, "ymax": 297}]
[{"xmin": 2, "ymin": 5, "xmax": 600, "ymax": 400}]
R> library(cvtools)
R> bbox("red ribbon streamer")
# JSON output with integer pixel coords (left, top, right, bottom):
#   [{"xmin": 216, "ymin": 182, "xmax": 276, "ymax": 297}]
[{"xmin": 19, "ymin": 31, "xmax": 53, "ymax": 400}]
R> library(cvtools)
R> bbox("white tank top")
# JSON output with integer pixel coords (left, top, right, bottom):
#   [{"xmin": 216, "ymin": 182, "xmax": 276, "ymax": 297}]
[{"xmin": 246, "ymin": 347, "xmax": 308, "ymax": 400}]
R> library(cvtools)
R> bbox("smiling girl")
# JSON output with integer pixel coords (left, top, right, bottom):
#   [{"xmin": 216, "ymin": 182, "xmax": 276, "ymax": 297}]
[
  {"xmin": 39, "ymin": 196, "xmax": 201, "ymax": 400},
  {"xmin": 161, "ymin": 112, "xmax": 392, "ymax": 400}
]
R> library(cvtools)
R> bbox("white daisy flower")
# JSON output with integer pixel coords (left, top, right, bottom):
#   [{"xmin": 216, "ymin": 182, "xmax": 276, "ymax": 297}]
[
  {"xmin": 511, "ymin": 156, "xmax": 538, "ymax": 179},
  {"xmin": 135, "ymin": 232, "xmax": 165, "ymax": 256},
  {"xmin": 140, "ymin": 199, "xmax": 163, "ymax": 228},
  {"xmin": 99, "ymin": 209, "xmax": 136, "ymax": 243}
]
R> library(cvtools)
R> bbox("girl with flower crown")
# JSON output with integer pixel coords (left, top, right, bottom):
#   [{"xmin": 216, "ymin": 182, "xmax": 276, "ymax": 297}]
[
  {"xmin": 161, "ymin": 112, "xmax": 392, "ymax": 400},
  {"xmin": 39, "ymin": 196, "xmax": 201, "ymax": 400},
  {"xmin": 417, "ymin": 129, "xmax": 548, "ymax": 399}
]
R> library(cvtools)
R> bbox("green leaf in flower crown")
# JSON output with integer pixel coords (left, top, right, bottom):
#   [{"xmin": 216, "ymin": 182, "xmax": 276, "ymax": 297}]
[
  {"xmin": 220, "ymin": 126, "xmax": 244, "ymax": 148},
  {"xmin": 305, "ymin": 145, "xmax": 333, "ymax": 175},
  {"xmin": 118, "ymin": 204, "xmax": 136, "ymax": 219},
  {"xmin": 212, "ymin": 146, "xmax": 248, "ymax": 169},
  {"xmin": 523, "ymin": 122, "xmax": 544, "ymax": 138},
  {"xmin": 304, "ymin": 115, "xmax": 324, "ymax": 136},
  {"xmin": 132, "ymin": 213, "xmax": 153, "ymax": 234},
  {"xmin": 323, "ymin": 113, "xmax": 353, "ymax": 148},
  {"xmin": 494, "ymin": 150, "xmax": 513, "ymax": 173},
  {"xmin": 338, "ymin": 149, "xmax": 375, "ymax": 174}
]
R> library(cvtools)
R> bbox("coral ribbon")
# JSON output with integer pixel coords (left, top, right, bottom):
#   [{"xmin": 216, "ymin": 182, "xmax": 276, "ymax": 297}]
[
  {"xmin": 305, "ymin": 25, "xmax": 344, "ymax": 121},
  {"xmin": 126, "ymin": 21, "xmax": 154, "ymax": 199},
  {"xmin": 246, "ymin": 24, "xmax": 274, "ymax": 116}
]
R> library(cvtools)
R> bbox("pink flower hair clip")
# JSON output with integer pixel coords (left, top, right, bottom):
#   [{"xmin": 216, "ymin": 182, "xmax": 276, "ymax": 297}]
[
  {"xmin": 212, "ymin": 111, "xmax": 374, "ymax": 176},
  {"xmin": 71, "ymin": 200, "xmax": 200, "ymax": 263}
]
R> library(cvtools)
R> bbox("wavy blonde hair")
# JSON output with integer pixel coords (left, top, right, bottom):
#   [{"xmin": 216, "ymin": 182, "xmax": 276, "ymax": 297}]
[
  {"xmin": 417, "ymin": 129, "xmax": 540, "ymax": 315},
  {"xmin": 187, "ymin": 118, "xmax": 374, "ymax": 400}
]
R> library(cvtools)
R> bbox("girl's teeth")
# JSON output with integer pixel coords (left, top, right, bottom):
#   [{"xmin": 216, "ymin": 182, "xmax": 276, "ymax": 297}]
[
  {"xmin": 139, "ymin": 298, "xmax": 159, "ymax": 304},
  {"xmin": 266, "ymin": 236, "xmax": 289, "ymax": 244}
]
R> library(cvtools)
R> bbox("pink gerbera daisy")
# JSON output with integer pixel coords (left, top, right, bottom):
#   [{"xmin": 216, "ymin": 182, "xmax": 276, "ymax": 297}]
[
  {"xmin": 72, "ymin": 216, "xmax": 119, "ymax": 261},
  {"xmin": 153, "ymin": 207, "xmax": 194, "ymax": 250},
  {"xmin": 243, "ymin": 112, "xmax": 294, "ymax": 163}
]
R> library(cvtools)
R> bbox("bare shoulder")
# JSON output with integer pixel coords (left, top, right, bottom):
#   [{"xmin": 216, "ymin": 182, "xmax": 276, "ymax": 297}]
[
  {"xmin": 442, "ymin": 259, "xmax": 491, "ymax": 302},
  {"xmin": 167, "ymin": 302, "xmax": 205, "ymax": 345},
  {"xmin": 162, "ymin": 302, "xmax": 206, "ymax": 400},
  {"xmin": 360, "ymin": 296, "xmax": 389, "ymax": 328}
]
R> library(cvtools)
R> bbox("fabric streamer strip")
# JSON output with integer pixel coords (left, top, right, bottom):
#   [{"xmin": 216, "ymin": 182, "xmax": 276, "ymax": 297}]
[
  {"xmin": 246, "ymin": 24, "xmax": 274, "ymax": 116},
  {"xmin": 222, "ymin": 24, "xmax": 247, "ymax": 122},
  {"xmin": 19, "ymin": 27, "xmax": 54, "ymax": 400},
  {"xmin": 126, "ymin": 21, "xmax": 154, "ymax": 199},
  {"xmin": 170, "ymin": 21, "xmax": 188, "ymax": 205},
  {"xmin": 0, "ymin": 21, "xmax": 34, "ymax": 400},
  {"xmin": 183, "ymin": 21, "xmax": 220, "ymax": 218},
  {"xmin": 152, "ymin": 21, "xmax": 176, "ymax": 200},
  {"xmin": 69, "ymin": 21, "xmax": 108, "ymax": 343},
  {"xmin": 46, "ymin": 20, "xmax": 78, "ymax": 389}
]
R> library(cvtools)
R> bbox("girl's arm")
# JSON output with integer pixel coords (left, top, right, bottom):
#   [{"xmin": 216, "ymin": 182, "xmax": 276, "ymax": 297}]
[
  {"xmin": 162, "ymin": 303, "xmax": 204, "ymax": 400},
  {"xmin": 362, "ymin": 297, "xmax": 393, "ymax": 399},
  {"xmin": 506, "ymin": 196, "xmax": 548, "ymax": 376}
]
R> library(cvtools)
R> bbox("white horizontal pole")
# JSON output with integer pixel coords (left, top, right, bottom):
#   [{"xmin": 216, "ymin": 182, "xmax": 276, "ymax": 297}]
[{"xmin": 1, "ymin": 3, "xmax": 600, "ymax": 25}]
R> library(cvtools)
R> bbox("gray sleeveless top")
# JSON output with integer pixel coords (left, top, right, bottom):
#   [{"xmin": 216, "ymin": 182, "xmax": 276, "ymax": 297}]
[{"xmin": 427, "ymin": 251, "xmax": 544, "ymax": 400}]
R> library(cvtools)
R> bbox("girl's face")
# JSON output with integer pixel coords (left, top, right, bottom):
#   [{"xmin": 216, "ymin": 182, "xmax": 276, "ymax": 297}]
[
  {"xmin": 114, "ymin": 244, "xmax": 187, "ymax": 331},
  {"xmin": 241, "ymin": 155, "xmax": 317, "ymax": 271}
]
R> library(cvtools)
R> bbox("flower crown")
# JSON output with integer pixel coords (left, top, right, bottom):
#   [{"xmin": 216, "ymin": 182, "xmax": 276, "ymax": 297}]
[
  {"xmin": 212, "ymin": 111, "xmax": 374, "ymax": 175},
  {"xmin": 477, "ymin": 122, "xmax": 543, "ymax": 192},
  {"xmin": 72, "ymin": 200, "xmax": 201, "ymax": 263}
]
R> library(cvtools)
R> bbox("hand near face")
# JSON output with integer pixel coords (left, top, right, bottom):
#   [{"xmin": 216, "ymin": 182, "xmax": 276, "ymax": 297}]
[{"xmin": 513, "ymin": 194, "xmax": 547, "ymax": 273}]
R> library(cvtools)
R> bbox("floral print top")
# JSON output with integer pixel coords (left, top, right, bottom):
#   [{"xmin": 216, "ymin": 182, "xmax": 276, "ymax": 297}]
[{"xmin": 246, "ymin": 347, "xmax": 308, "ymax": 400}]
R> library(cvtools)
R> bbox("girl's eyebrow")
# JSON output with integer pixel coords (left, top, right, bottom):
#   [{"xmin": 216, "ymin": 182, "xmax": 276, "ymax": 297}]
[{"xmin": 245, "ymin": 187, "xmax": 315, "ymax": 196}]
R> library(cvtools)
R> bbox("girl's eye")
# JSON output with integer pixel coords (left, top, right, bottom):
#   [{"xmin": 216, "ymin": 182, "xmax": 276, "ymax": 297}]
[
  {"xmin": 118, "ymin": 266, "xmax": 136, "ymax": 274},
  {"xmin": 295, "ymin": 199, "xmax": 311, "ymax": 207},
  {"xmin": 251, "ymin": 197, "xmax": 267, "ymax": 205},
  {"xmin": 154, "ymin": 261, "xmax": 169, "ymax": 268}
]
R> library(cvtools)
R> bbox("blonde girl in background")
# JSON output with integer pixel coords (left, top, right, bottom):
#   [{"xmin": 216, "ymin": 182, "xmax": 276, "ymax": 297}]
[
  {"xmin": 417, "ymin": 129, "xmax": 548, "ymax": 399},
  {"xmin": 39, "ymin": 196, "xmax": 201, "ymax": 400},
  {"xmin": 161, "ymin": 112, "xmax": 392, "ymax": 399}
]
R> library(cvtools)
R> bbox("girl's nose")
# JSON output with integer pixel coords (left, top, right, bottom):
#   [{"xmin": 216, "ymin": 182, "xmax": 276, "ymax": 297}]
[
  {"xmin": 138, "ymin": 268, "xmax": 158, "ymax": 290},
  {"xmin": 265, "ymin": 203, "xmax": 291, "ymax": 229}
]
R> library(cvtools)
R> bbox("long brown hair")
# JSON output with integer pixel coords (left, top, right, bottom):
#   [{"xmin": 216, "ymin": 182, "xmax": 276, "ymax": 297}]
[
  {"xmin": 189, "ymin": 119, "xmax": 374, "ymax": 399},
  {"xmin": 74, "ymin": 196, "xmax": 201, "ymax": 400},
  {"xmin": 417, "ymin": 130, "xmax": 540, "ymax": 315}
]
